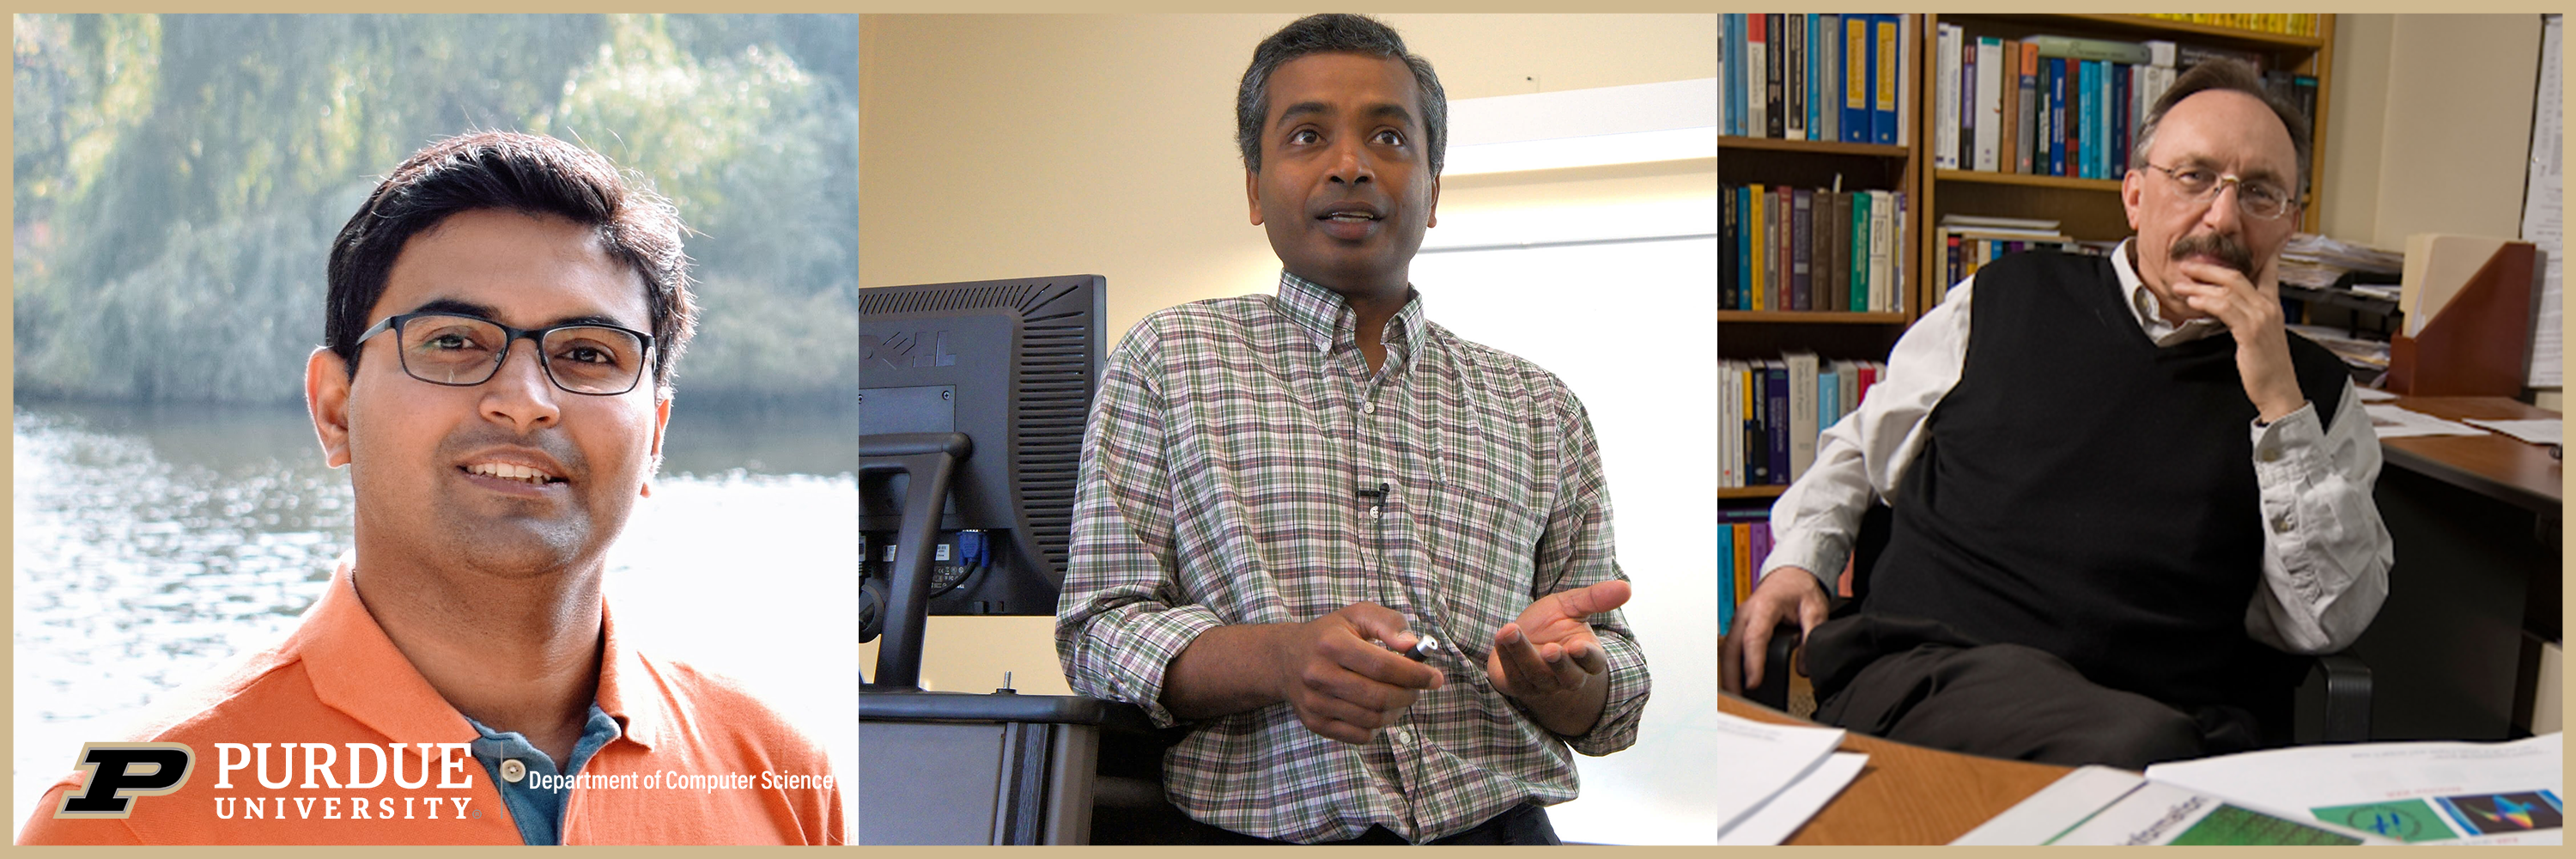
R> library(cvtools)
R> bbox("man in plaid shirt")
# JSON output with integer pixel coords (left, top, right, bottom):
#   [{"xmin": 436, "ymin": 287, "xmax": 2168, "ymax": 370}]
[{"xmin": 1055, "ymin": 14, "xmax": 1649, "ymax": 845}]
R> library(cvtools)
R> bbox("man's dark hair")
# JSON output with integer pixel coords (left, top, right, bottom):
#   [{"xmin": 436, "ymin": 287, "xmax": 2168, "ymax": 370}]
[
  {"xmin": 325, "ymin": 131, "xmax": 696, "ymax": 395},
  {"xmin": 1236, "ymin": 14, "xmax": 1448, "ymax": 177},
  {"xmin": 2132, "ymin": 59, "xmax": 2312, "ymax": 192}
]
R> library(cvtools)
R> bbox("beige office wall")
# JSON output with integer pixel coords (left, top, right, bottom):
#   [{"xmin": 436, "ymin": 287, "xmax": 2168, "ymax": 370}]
[
  {"xmin": 2319, "ymin": 14, "xmax": 2543, "ymax": 250},
  {"xmin": 859, "ymin": 13, "xmax": 1716, "ymax": 337},
  {"xmin": 860, "ymin": 13, "xmax": 1716, "ymax": 694}
]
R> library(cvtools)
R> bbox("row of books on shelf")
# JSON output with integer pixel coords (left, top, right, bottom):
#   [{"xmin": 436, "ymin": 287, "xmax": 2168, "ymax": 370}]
[
  {"xmin": 2136, "ymin": 13, "xmax": 2324, "ymax": 38},
  {"xmin": 1931, "ymin": 27, "xmax": 2316, "ymax": 181},
  {"xmin": 1931, "ymin": 213, "xmax": 2118, "ymax": 291},
  {"xmin": 1721, "ymin": 183, "xmax": 1907, "ymax": 313},
  {"xmin": 1719, "ymin": 13, "xmax": 1915, "ymax": 144},
  {"xmin": 1716, "ymin": 512, "xmax": 1774, "ymax": 631},
  {"xmin": 1721, "ymin": 353, "xmax": 1886, "ymax": 489}
]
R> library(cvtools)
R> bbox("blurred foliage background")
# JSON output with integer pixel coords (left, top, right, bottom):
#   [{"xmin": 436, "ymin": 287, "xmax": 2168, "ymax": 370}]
[{"xmin": 12, "ymin": 14, "xmax": 859, "ymax": 406}]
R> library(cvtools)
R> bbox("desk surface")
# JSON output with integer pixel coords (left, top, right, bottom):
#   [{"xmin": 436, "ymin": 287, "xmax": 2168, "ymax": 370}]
[
  {"xmin": 1719, "ymin": 694, "xmax": 2073, "ymax": 844},
  {"xmin": 2378, "ymin": 396, "xmax": 2561, "ymax": 511}
]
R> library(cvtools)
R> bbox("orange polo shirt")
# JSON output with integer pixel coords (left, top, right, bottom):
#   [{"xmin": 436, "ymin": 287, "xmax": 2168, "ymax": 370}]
[{"xmin": 16, "ymin": 558, "xmax": 844, "ymax": 845}]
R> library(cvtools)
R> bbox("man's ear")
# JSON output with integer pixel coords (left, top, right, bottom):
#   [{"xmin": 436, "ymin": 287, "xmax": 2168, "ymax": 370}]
[
  {"xmin": 1247, "ymin": 169, "xmax": 1265, "ymax": 226},
  {"xmin": 306, "ymin": 347, "xmax": 354, "ymax": 469},
  {"xmin": 2120, "ymin": 168, "xmax": 2146, "ymax": 231},
  {"xmin": 1426, "ymin": 174, "xmax": 1440, "ymax": 229},
  {"xmin": 642, "ymin": 396, "xmax": 671, "ymax": 498}
]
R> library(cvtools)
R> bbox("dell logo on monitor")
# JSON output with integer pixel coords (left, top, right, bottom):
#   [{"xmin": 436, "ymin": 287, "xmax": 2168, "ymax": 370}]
[{"xmin": 861, "ymin": 331, "xmax": 957, "ymax": 369}]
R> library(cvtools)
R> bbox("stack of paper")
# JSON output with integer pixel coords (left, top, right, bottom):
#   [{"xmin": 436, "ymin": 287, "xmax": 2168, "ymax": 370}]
[
  {"xmin": 1956, "ymin": 766, "xmax": 2391, "ymax": 845},
  {"xmin": 2149, "ymin": 734, "xmax": 2564, "ymax": 845},
  {"xmin": 1957, "ymin": 734, "xmax": 2564, "ymax": 846},
  {"xmin": 1704, "ymin": 711, "xmax": 1856, "ymax": 844},
  {"xmin": 1548, "ymin": 710, "xmax": 1856, "ymax": 845},
  {"xmin": 2365, "ymin": 403, "xmax": 2488, "ymax": 438},
  {"xmin": 2464, "ymin": 417, "xmax": 2564, "ymax": 446}
]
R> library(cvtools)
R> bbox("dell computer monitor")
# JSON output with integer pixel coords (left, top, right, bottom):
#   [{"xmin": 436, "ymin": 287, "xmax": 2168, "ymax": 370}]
[{"xmin": 860, "ymin": 275, "xmax": 1105, "ymax": 649}]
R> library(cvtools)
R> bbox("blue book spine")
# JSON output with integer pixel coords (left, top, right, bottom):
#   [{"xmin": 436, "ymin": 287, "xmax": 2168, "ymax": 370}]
[
  {"xmin": 1716, "ymin": 525, "xmax": 1735, "ymax": 631},
  {"xmin": 2111, "ymin": 62, "xmax": 2131, "ymax": 174},
  {"xmin": 1729, "ymin": 15, "xmax": 1748, "ymax": 137},
  {"xmin": 1819, "ymin": 370, "xmax": 1841, "ymax": 432},
  {"xmin": 2049, "ymin": 58, "xmax": 2069, "ymax": 177},
  {"xmin": 1842, "ymin": 15, "xmax": 1868, "ymax": 143},
  {"xmin": 1765, "ymin": 365, "xmax": 1791, "ymax": 485},
  {"xmin": 2096, "ymin": 60, "xmax": 2115, "ymax": 179},
  {"xmin": 1808, "ymin": 14, "xmax": 1825, "ymax": 140},
  {"xmin": 2080, "ymin": 60, "xmax": 2100, "ymax": 179},
  {"xmin": 1873, "ymin": 14, "xmax": 1899, "ymax": 145}
]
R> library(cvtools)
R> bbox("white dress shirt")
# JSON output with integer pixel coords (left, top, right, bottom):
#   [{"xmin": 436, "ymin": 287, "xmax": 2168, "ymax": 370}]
[{"xmin": 1763, "ymin": 239, "xmax": 2391, "ymax": 654}]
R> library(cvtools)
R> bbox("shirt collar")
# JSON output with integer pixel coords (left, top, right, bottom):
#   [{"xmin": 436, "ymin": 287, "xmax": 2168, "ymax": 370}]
[
  {"xmin": 1275, "ymin": 270, "xmax": 1428, "ymax": 367},
  {"xmin": 295, "ymin": 553, "xmax": 661, "ymax": 751},
  {"xmin": 2115, "ymin": 237, "xmax": 2227, "ymax": 346}
]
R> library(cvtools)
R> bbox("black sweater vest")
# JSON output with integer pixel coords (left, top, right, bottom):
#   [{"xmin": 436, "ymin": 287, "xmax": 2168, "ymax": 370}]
[{"xmin": 1867, "ymin": 251, "xmax": 2350, "ymax": 707}]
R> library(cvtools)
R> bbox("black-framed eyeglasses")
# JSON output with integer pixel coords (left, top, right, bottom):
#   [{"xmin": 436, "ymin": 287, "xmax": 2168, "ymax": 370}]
[
  {"xmin": 2142, "ymin": 161, "xmax": 2300, "ymax": 221},
  {"xmin": 356, "ymin": 312, "xmax": 655, "ymax": 396}
]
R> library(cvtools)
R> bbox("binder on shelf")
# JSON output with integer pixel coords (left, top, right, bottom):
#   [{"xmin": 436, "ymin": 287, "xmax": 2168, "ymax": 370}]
[
  {"xmin": 1875, "ymin": 14, "xmax": 1903, "ymax": 146},
  {"xmin": 2386, "ymin": 235, "xmax": 2541, "ymax": 397},
  {"xmin": 1844, "ymin": 15, "xmax": 1871, "ymax": 143}
]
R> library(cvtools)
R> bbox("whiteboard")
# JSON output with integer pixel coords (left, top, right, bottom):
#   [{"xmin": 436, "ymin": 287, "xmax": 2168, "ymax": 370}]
[{"xmin": 1413, "ymin": 228, "xmax": 1721, "ymax": 844}]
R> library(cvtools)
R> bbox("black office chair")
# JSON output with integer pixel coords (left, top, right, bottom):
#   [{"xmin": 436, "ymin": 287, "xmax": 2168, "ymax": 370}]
[{"xmin": 1746, "ymin": 503, "xmax": 2372, "ymax": 744}]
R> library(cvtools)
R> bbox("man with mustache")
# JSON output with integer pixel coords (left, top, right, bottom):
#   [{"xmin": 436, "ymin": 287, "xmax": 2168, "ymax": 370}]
[
  {"xmin": 1057, "ymin": 14, "xmax": 1646, "ymax": 845},
  {"xmin": 1724, "ymin": 60, "xmax": 2390, "ymax": 769},
  {"xmin": 20, "ymin": 132, "xmax": 841, "ymax": 844}
]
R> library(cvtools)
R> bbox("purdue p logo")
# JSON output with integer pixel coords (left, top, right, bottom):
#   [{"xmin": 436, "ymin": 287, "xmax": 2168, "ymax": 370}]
[{"xmin": 55, "ymin": 743, "xmax": 195, "ymax": 819}]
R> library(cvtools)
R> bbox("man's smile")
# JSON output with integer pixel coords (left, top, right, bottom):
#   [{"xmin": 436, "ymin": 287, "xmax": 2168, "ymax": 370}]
[{"xmin": 456, "ymin": 448, "xmax": 572, "ymax": 496}]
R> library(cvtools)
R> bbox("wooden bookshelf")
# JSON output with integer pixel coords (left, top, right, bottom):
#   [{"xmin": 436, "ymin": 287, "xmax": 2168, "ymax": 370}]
[
  {"xmin": 1722, "ymin": 13, "xmax": 2337, "ymax": 502},
  {"xmin": 1719, "ymin": 310, "xmax": 1911, "ymax": 325},
  {"xmin": 1723, "ymin": 136, "xmax": 1912, "ymax": 158},
  {"xmin": 1917, "ymin": 13, "xmax": 2339, "ymax": 303},
  {"xmin": 1932, "ymin": 168, "xmax": 2122, "ymax": 192},
  {"xmin": 1720, "ymin": 14, "xmax": 1929, "ymax": 499}
]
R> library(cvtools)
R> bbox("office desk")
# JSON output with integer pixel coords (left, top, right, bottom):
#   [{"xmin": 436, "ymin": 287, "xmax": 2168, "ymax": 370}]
[
  {"xmin": 1720, "ymin": 694, "xmax": 2072, "ymax": 844},
  {"xmin": 2362, "ymin": 395, "xmax": 2561, "ymax": 740},
  {"xmin": 2377, "ymin": 396, "xmax": 2561, "ymax": 511}
]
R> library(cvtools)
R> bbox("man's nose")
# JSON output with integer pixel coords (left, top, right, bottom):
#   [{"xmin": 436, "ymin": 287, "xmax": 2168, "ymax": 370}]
[
  {"xmin": 479, "ymin": 338, "xmax": 563, "ymax": 432},
  {"xmin": 2200, "ymin": 182, "xmax": 2246, "ymax": 232},
  {"xmin": 1326, "ymin": 137, "xmax": 1375, "ymax": 186}
]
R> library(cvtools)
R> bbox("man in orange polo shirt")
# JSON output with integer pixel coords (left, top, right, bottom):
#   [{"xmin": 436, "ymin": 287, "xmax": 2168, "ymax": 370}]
[{"xmin": 17, "ymin": 132, "xmax": 843, "ymax": 844}]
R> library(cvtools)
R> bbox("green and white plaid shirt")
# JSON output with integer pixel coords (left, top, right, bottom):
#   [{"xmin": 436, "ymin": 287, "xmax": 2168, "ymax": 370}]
[{"xmin": 1057, "ymin": 271, "xmax": 1649, "ymax": 844}]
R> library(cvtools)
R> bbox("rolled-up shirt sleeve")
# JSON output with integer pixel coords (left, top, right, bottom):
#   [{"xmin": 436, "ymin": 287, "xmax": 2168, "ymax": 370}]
[
  {"xmin": 1055, "ymin": 326, "xmax": 1223, "ymax": 728},
  {"xmin": 1534, "ymin": 388, "xmax": 1649, "ymax": 755},
  {"xmin": 2241, "ymin": 379, "xmax": 2391, "ymax": 653}
]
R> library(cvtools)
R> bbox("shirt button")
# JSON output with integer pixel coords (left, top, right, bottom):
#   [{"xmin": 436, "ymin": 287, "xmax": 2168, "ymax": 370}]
[
  {"xmin": 1371, "ymin": 505, "xmax": 1383, "ymax": 520},
  {"xmin": 2272, "ymin": 515, "xmax": 2293, "ymax": 534},
  {"xmin": 1362, "ymin": 402, "xmax": 1376, "ymax": 415},
  {"xmin": 500, "ymin": 758, "xmax": 527, "ymax": 783},
  {"xmin": 2258, "ymin": 447, "xmax": 2281, "ymax": 463}
]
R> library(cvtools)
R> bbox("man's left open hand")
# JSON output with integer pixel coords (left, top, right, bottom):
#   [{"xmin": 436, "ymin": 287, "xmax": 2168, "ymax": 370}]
[
  {"xmin": 1486, "ymin": 580, "xmax": 1629, "ymax": 732},
  {"xmin": 2170, "ymin": 259, "xmax": 2306, "ymax": 423}
]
